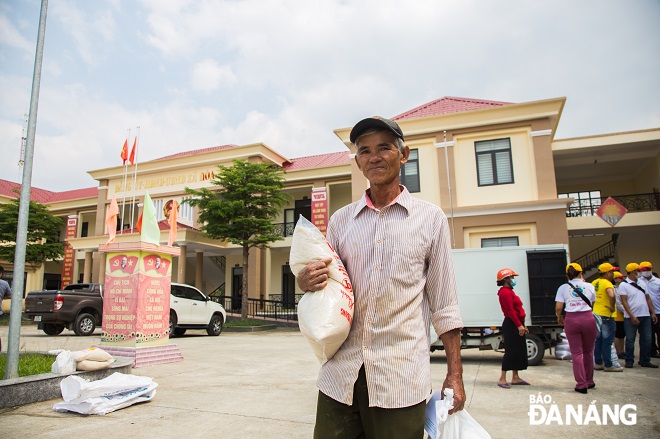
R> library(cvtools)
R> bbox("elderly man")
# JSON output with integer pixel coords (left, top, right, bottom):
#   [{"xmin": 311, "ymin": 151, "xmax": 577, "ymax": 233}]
[{"xmin": 297, "ymin": 116, "xmax": 465, "ymax": 439}]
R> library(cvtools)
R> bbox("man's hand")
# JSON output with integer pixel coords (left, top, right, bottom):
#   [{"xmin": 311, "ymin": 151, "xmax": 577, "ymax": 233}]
[
  {"xmin": 631, "ymin": 316, "xmax": 640, "ymax": 326},
  {"xmin": 438, "ymin": 328, "xmax": 465, "ymax": 414},
  {"xmin": 296, "ymin": 258, "xmax": 332, "ymax": 292},
  {"xmin": 652, "ymin": 314, "xmax": 658, "ymax": 325},
  {"xmin": 442, "ymin": 374, "xmax": 466, "ymax": 414}
]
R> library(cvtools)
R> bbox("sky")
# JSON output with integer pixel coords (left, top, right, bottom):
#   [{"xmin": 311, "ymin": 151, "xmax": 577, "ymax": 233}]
[{"xmin": 1, "ymin": 0, "xmax": 659, "ymax": 192}]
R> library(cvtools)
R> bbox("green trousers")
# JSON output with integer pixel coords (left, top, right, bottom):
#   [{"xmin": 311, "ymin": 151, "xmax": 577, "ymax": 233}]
[{"xmin": 313, "ymin": 366, "xmax": 426, "ymax": 439}]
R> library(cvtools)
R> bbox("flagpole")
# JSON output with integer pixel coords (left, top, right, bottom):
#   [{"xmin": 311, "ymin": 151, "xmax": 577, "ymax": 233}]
[
  {"xmin": 443, "ymin": 130, "xmax": 456, "ymax": 248},
  {"xmin": 130, "ymin": 126, "xmax": 140, "ymax": 230},
  {"xmin": 120, "ymin": 128, "xmax": 130, "ymax": 234}
]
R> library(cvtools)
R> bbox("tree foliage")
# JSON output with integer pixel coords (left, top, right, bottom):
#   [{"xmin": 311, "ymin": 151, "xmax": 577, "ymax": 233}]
[
  {"xmin": 184, "ymin": 160, "xmax": 290, "ymax": 319},
  {"xmin": 0, "ymin": 198, "xmax": 65, "ymax": 266}
]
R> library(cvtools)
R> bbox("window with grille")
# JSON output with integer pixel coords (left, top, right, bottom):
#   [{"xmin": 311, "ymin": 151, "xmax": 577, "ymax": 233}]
[
  {"xmin": 475, "ymin": 138, "xmax": 513, "ymax": 186},
  {"xmin": 400, "ymin": 148, "xmax": 420, "ymax": 193},
  {"xmin": 481, "ymin": 236, "xmax": 519, "ymax": 248},
  {"xmin": 180, "ymin": 196, "xmax": 194, "ymax": 221},
  {"xmin": 153, "ymin": 199, "xmax": 164, "ymax": 221},
  {"xmin": 558, "ymin": 190, "xmax": 602, "ymax": 217}
]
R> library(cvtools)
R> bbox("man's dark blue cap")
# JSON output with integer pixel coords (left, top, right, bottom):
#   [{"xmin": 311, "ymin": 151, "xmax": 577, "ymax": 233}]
[{"xmin": 349, "ymin": 116, "xmax": 404, "ymax": 144}]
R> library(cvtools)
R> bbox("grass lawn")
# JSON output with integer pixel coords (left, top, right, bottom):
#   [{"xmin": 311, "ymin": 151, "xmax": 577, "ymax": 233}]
[{"xmin": 0, "ymin": 353, "xmax": 53, "ymax": 379}]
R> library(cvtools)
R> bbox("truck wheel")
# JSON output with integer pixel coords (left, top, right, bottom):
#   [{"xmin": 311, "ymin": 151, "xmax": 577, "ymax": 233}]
[
  {"xmin": 74, "ymin": 313, "xmax": 96, "ymax": 336},
  {"xmin": 526, "ymin": 334, "xmax": 545, "ymax": 366},
  {"xmin": 207, "ymin": 314, "xmax": 223, "ymax": 336},
  {"xmin": 43, "ymin": 323, "xmax": 65, "ymax": 336},
  {"xmin": 169, "ymin": 311, "xmax": 177, "ymax": 337}
]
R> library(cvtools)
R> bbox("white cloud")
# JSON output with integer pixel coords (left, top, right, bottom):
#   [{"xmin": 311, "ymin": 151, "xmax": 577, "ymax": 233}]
[
  {"xmin": 0, "ymin": 0, "xmax": 658, "ymax": 192},
  {"xmin": 190, "ymin": 59, "xmax": 237, "ymax": 92}
]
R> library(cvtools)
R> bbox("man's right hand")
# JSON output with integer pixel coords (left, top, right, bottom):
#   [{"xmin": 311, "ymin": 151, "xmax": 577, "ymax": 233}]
[{"xmin": 296, "ymin": 258, "xmax": 332, "ymax": 292}]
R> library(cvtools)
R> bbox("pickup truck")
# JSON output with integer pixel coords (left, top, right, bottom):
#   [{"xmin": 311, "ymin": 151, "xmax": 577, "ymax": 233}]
[
  {"xmin": 24, "ymin": 282, "xmax": 226, "ymax": 337},
  {"xmin": 24, "ymin": 283, "xmax": 103, "ymax": 336}
]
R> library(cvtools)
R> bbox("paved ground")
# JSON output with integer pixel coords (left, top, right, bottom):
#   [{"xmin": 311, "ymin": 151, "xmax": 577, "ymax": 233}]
[{"xmin": 1, "ymin": 324, "xmax": 659, "ymax": 438}]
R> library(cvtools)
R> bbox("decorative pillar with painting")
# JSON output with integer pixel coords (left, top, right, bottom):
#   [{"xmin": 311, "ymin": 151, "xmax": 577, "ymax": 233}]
[{"xmin": 98, "ymin": 242, "xmax": 183, "ymax": 367}]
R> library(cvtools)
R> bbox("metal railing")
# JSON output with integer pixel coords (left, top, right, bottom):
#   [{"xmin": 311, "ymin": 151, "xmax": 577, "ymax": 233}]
[
  {"xmin": 565, "ymin": 192, "xmax": 660, "ymax": 217},
  {"xmin": 573, "ymin": 236, "xmax": 618, "ymax": 273},
  {"xmin": 271, "ymin": 222, "xmax": 296, "ymax": 237},
  {"xmin": 210, "ymin": 295, "xmax": 300, "ymax": 322}
]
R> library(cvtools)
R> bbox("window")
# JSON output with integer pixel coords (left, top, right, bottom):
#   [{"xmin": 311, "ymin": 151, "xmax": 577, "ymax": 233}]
[
  {"xmin": 400, "ymin": 148, "xmax": 420, "ymax": 192},
  {"xmin": 559, "ymin": 191, "xmax": 602, "ymax": 217},
  {"xmin": 153, "ymin": 199, "xmax": 164, "ymax": 221},
  {"xmin": 481, "ymin": 237, "xmax": 519, "ymax": 248},
  {"xmin": 81, "ymin": 222, "xmax": 89, "ymax": 238},
  {"xmin": 180, "ymin": 196, "xmax": 194, "ymax": 221},
  {"xmin": 475, "ymin": 138, "xmax": 513, "ymax": 186},
  {"xmin": 284, "ymin": 208, "xmax": 295, "ymax": 237}
]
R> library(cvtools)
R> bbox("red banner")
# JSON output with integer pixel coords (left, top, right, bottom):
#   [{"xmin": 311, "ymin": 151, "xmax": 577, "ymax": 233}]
[
  {"xmin": 108, "ymin": 254, "xmax": 139, "ymax": 274},
  {"xmin": 60, "ymin": 216, "xmax": 77, "ymax": 288},
  {"xmin": 311, "ymin": 187, "xmax": 328, "ymax": 235}
]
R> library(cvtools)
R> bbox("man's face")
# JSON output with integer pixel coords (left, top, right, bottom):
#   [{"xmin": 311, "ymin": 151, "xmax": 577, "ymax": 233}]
[
  {"xmin": 354, "ymin": 131, "xmax": 409, "ymax": 186},
  {"xmin": 605, "ymin": 270, "xmax": 614, "ymax": 281}
]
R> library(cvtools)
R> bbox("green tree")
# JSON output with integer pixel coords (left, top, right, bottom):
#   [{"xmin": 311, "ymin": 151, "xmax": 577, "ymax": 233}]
[
  {"xmin": 0, "ymin": 198, "xmax": 65, "ymax": 268},
  {"xmin": 185, "ymin": 160, "xmax": 290, "ymax": 319}
]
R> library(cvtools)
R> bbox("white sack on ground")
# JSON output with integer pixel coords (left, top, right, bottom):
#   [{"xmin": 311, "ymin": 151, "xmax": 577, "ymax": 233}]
[
  {"xmin": 54, "ymin": 372, "xmax": 157, "ymax": 415},
  {"xmin": 289, "ymin": 216, "xmax": 354, "ymax": 364}
]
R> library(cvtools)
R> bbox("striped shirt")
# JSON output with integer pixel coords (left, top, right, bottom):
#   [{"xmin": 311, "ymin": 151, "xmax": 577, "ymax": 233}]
[{"xmin": 317, "ymin": 187, "xmax": 463, "ymax": 408}]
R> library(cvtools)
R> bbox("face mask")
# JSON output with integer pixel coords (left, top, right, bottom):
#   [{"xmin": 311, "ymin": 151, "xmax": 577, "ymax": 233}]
[
  {"xmin": 510, "ymin": 279, "xmax": 517, "ymax": 287},
  {"xmin": 641, "ymin": 271, "xmax": 652, "ymax": 278}
]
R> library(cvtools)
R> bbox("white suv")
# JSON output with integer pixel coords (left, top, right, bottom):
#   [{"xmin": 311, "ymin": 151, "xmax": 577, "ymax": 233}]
[{"xmin": 169, "ymin": 283, "xmax": 226, "ymax": 337}]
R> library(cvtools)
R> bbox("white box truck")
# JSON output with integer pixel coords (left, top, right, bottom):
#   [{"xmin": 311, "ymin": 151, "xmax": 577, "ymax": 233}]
[{"xmin": 430, "ymin": 244, "xmax": 569, "ymax": 365}]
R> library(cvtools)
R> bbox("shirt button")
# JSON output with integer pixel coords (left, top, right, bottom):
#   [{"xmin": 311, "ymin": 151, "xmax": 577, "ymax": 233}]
[
  {"xmin": 379, "ymin": 213, "xmax": 384, "ymax": 218},
  {"xmin": 363, "ymin": 346, "xmax": 368, "ymax": 350}
]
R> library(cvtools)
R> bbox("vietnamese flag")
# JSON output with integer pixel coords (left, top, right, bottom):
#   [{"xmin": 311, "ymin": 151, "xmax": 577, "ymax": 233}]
[
  {"xmin": 120, "ymin": 139, "xmax": 128, "ymax": 165},
  {"xmin": 129, "ymin": 137, "xmax": 137, "ymax": 166}
]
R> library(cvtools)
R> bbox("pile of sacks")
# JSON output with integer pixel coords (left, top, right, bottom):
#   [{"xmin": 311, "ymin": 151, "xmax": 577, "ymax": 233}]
[
  {"xmin": 53, "ymin": 372, "xmax": 157, "ymax": 415},
  {"xmin": 50, "ymin": 347, "xmax": 115, "ymax": 374}
]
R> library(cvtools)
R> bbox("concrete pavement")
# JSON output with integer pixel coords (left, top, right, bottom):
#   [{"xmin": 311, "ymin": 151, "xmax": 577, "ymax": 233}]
[{"xmin": 1, "ymin": 324, "xmax": 659, "ymax": 438}]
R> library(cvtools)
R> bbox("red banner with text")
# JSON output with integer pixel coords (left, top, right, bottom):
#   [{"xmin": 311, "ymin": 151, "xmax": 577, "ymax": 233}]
[
  {"xmin": 311, "ymin": 187, "xmax": 328, "ymax": 235},
  {"xmin": 60, "ymin": 216, "xmax": 77, "ymax": 288}
]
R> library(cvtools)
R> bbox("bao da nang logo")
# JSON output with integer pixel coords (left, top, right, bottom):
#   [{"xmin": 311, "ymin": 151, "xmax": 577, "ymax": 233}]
[{"xmin": 528, "ymin": 393, "xmax": 636, "ymax": 426}]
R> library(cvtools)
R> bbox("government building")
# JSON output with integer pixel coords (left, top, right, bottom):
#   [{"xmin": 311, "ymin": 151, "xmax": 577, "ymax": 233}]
[{"xmin": 1, "ymin": 96, "xmax": 659, "ymax": 312}]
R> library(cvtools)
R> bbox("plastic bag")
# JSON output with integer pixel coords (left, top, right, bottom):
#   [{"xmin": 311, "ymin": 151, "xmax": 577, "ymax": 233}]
[
  {"xmin": 53, "ymin": 372, "xmax": 157, "ymax": 415},
  {"xmin": 50, "ymin": 350, "xmax": 76, "ymax": 374},
  {"xmin": 425, "ymin": 388, "xmax": 491, "ymax": 439},
  {"xmin": 555, "ymin": 332, "xmax": 572, "ymax": 360},
  {"xmin": 289, "ymin": 216, "xmax": 354, "ymax": 364}
]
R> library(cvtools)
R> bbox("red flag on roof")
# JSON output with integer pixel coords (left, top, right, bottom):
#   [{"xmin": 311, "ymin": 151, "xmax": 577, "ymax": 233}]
[
  {"xmin": 120, "ymin": 139, "xmax": 128, "ymax": 165},
  {"xmin": 129, "ymin": 137, "xmax": 137, "ymax": 166}
]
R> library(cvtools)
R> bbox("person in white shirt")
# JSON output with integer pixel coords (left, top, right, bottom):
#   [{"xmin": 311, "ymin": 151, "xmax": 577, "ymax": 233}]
[
  {"xmin": 618, "ymin": 262, "xmax": 658, "ymax": 368},
  {"xmin": 555, "ymin": 263, "xmax": 599, "ymax": 393},
  {"xmin": 638, "ymin": 261, "xmax": 660, "ymax": 358}
]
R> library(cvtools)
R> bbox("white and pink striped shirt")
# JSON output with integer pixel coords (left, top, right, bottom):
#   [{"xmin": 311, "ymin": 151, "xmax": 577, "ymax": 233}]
[{"xmin": 317, "ymin": 187, "xmax": 463, "ymax": 408}]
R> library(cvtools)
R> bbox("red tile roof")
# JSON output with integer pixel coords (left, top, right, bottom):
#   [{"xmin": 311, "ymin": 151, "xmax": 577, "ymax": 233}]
[
  {"xmin": 392, "ymin": 96, "xmax": 512, "ymax": 121},
  {"xmin": 283, "ymin": 151, "xmax": 351, "ymax": 171},
  {"xmin": 153, "ymin": 145, "xmax": 238, "ymax": 161},
  {"xmin": 0, "ymin": 179, "xmax": 97, "ymax": 203}
]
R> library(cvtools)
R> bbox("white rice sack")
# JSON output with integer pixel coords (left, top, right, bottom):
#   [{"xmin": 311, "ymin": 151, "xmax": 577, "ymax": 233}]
[{"xmin": 290, "ymin": 216, "xmax": 354, "ymax": 364}]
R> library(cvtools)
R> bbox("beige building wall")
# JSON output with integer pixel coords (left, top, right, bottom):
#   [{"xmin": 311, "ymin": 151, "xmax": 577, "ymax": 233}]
[{"xmin": 454, "ymin": 128, "xmax": 538, "ymax": 207}]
